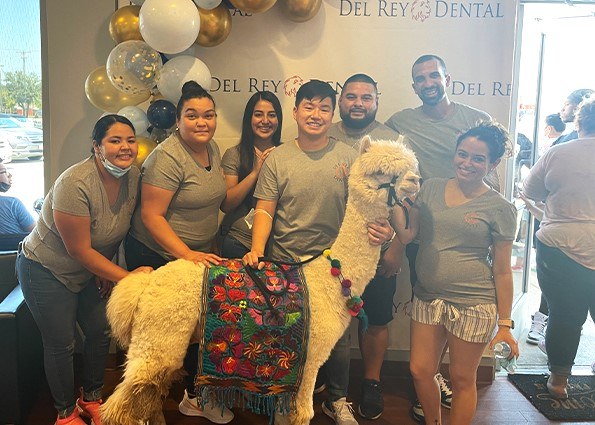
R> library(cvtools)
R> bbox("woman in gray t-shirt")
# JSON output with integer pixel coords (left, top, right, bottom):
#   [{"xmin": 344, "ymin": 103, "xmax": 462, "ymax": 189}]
[
  {"xmin": 124, "ymin": 81, "xmax": 233, "ymax": 423},
  {"xmin": 15, "ymin": 115, "xmax": 151, "ymax": 425},
  {"xmin": 219, "ymin": 91, "xmax": 282, "ymax": 258},
  {"xmin": 393, "ymin": 122, "xmax": 518, "ymax": 425}
]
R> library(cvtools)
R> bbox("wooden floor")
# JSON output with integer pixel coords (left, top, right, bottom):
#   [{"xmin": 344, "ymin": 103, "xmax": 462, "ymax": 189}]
[{"xmin": 25, "ymin": 358, "xmax": 590, "ymax": 425}]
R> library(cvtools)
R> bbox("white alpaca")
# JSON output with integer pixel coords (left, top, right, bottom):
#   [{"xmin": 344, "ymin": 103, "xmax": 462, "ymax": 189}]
[{"xmin": 100, "ymin": 137, "xmax": 419, "ymax": 425}]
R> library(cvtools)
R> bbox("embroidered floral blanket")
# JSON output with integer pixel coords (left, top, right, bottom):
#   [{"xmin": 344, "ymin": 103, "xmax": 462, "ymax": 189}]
[{"xmin": 196, "ymin": 259, "xmax": 309, "ymax": 416}]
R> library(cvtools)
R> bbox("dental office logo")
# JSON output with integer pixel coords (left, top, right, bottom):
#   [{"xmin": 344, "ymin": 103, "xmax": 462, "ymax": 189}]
[
  {"xmin": 411, "ymin": 0, "xmax": 431, "ymax": 21},
  {"xmin": 284, "ymin": 76, "xmax": 305, "ymax": 97},
  {"xmin": 338, "ymin": 0, "xmax": 505, "ymax": 20}
]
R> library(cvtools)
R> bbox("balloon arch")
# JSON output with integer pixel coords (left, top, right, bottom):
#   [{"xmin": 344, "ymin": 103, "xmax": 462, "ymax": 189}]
[{"xmin": 86, "ymin": 0, "xmax": 320, "ymax": 163}]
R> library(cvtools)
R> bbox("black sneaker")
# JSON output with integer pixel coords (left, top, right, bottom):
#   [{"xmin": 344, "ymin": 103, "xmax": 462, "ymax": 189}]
[
  {"xmin": 436, "ymin": 373, "xmax": 452, "ymax": 409},
  {"xmin": 410, "ymin": 400, "xmax": 424, "ymax": 423},
  {"xmin": 357, "ymin": 379, "xmax": 383, "ymax": 420}
]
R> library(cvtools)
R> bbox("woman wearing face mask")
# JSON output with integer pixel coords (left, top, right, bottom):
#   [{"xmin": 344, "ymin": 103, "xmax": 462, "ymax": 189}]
[
  {"xmin": 218, "ymin": 91, "xmax": 282, "ymax": 258},
  {"xmin": 0, "ymin": 158, "xmax": 36, "ymax": 236},
  {"xmin": 15, "ymin": 114, "xmax": 152, "ymax": 425},
  {"xmin": 124, "ymin": 81, "xmax": 233, "ymax": 423}
]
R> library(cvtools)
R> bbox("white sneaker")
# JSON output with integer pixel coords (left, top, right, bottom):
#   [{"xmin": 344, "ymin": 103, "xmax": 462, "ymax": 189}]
[
  {"xmin": 526, "ymin": 312, "xmax": 548, "ymax": 345},
  {"xmin": 538, "ymin": 338, "xmax": 547, "ymax": 356},
  {"xmin": 322, "ymin": 397, "xmax": 359, "ymax": 425},
  {"xmin": 178, "ymin": 390, "xmax": 234, "ymax": 424}
]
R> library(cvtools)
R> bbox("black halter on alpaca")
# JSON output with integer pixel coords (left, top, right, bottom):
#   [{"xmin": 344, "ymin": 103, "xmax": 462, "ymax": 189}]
[{"xmin": 377, "ymin": 174, "xmax": 411, "ymax": 229}]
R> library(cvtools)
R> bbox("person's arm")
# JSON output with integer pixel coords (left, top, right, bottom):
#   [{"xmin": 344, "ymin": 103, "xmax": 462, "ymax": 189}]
[
  {"xmin": 220, "ymin": 147, "xmax": 275, "ymax": 213},
  {"xmin": 14, "ymin": 198, "xmax": 35, "ymax": 232},
  {"xmin": 140, "ymin": 182, "xmax": 222, "ymax": 266},
  {"xmin": 391, "ymin": 199, "xmax": 419, "ymax": 245},
  {"xmin": 522, "ymin": 153, "xmax": 549, "ymax": 202},
  {"xmin": 488, "ymin": 239, "xmax": 520, "ymax": 358},
  {"xmin": 242, "ymin": 198, "xmax": 276, "ymax": 268},
  {"xmin": 519, "ymin": 193, "xmax": 544, "ymax": 221},
  {"xmin": 378, "ymin": 238, "xmax": 405, "ymax": 277},
  {"xmin": 53, "ymin": 211, "xmax": 130, "ymax": 283}
]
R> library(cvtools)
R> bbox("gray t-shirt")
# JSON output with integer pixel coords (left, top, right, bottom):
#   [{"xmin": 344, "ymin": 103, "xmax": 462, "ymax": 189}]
[
  {"xmin": 523, "ymin": 137, "xmax": 595, "ymax": 269},
  {"xmin": 385, "ymin": 103, "xmax": 491, "ymax": 181},
  {"xmin": 220, "ymin": 144, "xmax": 254, "ymax": 249},
  {"xmin": 22, "ymin": 157, "xmax": 139, "ymax": 292},
  {"xmin": 327, "ymin": 120, "xmax": 400, "ymax": 151},
  {"xmin": 414, "ymin": 178, "xmax": 517, "ymax": 307},
  {"xmin": 254, "ymin": 138, "xmax": 358, "ymax": 260},
  {"xmin": 130, "ymin": 132, "xmax": 226, "ymax": 260}
]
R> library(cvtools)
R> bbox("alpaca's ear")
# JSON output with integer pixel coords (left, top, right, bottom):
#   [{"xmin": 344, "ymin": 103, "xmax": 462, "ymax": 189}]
[{"xmin": 359, "ymin": 135, "xmax": 373, "ymax": 155}]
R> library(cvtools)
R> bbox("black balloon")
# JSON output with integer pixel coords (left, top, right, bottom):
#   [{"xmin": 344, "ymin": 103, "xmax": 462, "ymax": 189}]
[{"xmin": 147, "ymin": 99, "xmax": 176, "ymax": 129}]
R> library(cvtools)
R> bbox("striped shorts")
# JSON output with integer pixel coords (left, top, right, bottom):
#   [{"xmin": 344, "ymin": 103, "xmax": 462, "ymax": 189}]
[{"xmin": 411, "ymin": 297, "xmax": 497, "ymax": 343}]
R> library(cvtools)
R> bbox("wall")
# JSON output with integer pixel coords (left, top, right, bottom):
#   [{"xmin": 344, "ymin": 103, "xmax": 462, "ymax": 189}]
[{"xmin": 41, "ymin": 0, "xmax": 116, "ymax": 188}]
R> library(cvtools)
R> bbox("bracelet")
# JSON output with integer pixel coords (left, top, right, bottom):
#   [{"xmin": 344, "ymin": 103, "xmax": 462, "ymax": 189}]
[
  {"xmin": 389, "ymin": 230, "xmax": 396, "ymax": 242},
  {"xmin": 254, "ymin": 209, "xmax": 273, "ymax": 220}
]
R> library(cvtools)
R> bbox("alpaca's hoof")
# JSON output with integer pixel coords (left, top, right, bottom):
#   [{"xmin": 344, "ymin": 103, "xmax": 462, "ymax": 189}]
[{"xmin": 274, "ymin": 412, "xmax": 291, "ymax": 425}]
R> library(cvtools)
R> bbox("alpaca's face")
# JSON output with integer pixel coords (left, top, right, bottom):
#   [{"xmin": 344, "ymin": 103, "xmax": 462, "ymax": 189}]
[{"xmin": 350, "ymin": 138, "xmax": 420, "ymax": 210}]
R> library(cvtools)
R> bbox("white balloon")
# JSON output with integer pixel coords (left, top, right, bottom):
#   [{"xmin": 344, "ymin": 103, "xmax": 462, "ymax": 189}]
[
  {"xmin": 118, "ymin": 106, "xmax": 150, "ymax": 135},
  {"xmin": 157, "ymin": 56, "xmax": 212, "ymax": 104},
  {"xmin": 139, "ymin": 0, "xmax": 201, "ymax": 54},
  {"xmin": 106, "ymin": 40, "xmax": 162, "ymax": 96},
  {"xmin": 193, "ymin": 0, "xmax": 222, "ymax": 10},
  {"xmin": 164, "ymin": 44, "xmax": 199, "ymax": 60}
]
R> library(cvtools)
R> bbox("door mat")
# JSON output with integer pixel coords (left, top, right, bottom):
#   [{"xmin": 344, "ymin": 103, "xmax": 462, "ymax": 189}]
[{"xmin": 508, "ymin": 373, "xmax": 595, "ymax": 421}]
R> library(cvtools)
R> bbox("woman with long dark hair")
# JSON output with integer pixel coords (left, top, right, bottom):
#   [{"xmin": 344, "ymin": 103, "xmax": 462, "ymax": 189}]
[{"xmin": 219, "ymin": 91, "xmax": 282, "ymax": 258}]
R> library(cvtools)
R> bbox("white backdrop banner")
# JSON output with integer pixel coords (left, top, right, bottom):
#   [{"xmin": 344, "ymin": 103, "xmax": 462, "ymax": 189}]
[{"xmin": 191, "ymin": 0, "xmax": 517, "ymax": 154}]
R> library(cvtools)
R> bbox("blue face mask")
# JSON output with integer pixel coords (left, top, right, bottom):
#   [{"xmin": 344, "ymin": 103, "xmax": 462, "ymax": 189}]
[{"xmin": 97, "ymin": 149, "xmax": 131, "ymax": 179}]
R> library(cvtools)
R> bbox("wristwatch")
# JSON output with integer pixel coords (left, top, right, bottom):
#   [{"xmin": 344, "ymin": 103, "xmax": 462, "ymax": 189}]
[{"xmin": 497, "ymin": 318, "xmax": 515, "ymax": 329}]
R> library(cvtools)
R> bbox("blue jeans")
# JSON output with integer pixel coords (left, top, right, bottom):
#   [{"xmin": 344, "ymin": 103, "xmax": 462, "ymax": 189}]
[
  {"xmin": 16, "ymin": 253, "xmax": 110, "ymax": 413},
  {"xmin": 324, "ymin": 328, "xmax": 351, "ymax": 402},
  {"xmin": 220, "ymin": 233, "xmax": 250, "ymax": 259},
  {"xmin": 536, "ymin": 240, "xmax": 595, "ymax": 376}
]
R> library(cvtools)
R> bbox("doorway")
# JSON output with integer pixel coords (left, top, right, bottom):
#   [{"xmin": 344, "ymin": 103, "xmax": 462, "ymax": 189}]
[{"xmin": 511, "ymin": 1, "xmax": 595, "ymax": 370}]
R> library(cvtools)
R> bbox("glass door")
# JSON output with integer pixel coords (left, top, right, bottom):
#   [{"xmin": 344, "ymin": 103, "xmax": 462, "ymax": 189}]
[{"xmin": 511, "ymin": 1, "xmax": 595, "ymax": 368}]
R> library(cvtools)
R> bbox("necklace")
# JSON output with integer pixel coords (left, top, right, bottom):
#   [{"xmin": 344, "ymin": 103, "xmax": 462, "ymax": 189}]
[{"xmin": 323, "ymin": 249, "xmax": 369, "ymax": 331}]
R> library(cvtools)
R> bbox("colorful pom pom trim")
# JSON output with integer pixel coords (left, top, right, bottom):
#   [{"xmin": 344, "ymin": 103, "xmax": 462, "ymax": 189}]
[{"xmin": 323, "ymin": 249, "xmax": 369, "ymax": 331}]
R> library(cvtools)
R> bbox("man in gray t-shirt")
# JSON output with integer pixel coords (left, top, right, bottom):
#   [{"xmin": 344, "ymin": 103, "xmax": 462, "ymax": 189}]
[
  {"xmin": 245, "ymin": 80, "xmax": 391, "ymax": 425},
  {"xmin": 328, "ymin": 74, "xmax": 402, "ymax": 420}
]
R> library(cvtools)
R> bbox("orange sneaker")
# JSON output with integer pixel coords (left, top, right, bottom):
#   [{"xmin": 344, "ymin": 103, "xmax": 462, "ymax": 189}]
[
  {"xmin": 55, "ymin": 408, "xmax": 86, "ymax": 425},
  {"xmin": 76, "ymin": 388, "xmax": 103, "ymax": 425}
]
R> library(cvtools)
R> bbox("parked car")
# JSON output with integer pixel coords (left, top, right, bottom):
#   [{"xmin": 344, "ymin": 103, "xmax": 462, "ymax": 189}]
[
  {"xmin": 0, "ymin": 117, "xmax": 43, "ymax": 161},
  {"xmin": 0, "ymin": 133, "xmax": 13, "ymax": 163}
]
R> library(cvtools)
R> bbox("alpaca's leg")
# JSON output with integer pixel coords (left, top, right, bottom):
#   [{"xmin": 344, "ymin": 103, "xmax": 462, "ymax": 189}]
[
  {"xmin": 148, "ymin": 409, "xmax": 167, "ymax": 425},
  {"xmin": 287, "ymin": 356, "xmax": 325, "ymax": 425}
]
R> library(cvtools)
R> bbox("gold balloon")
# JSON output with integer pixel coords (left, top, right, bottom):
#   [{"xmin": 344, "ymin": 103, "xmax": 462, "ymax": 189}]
[
  {"xmin": 229, "ymin": 0, "xmax": 276, "ymax": 14},
  {"xmin": 196, "ymin": 5, "xmax": 232, "ymax": 47},
  {"xmin": 280, "ymin": 0, "xmax": 321, "ymax": 22},
  {"xmin": 109, "ymin": 5, "xmax": 143, "ymax": 44},
  {"xmin": 85, "ymin": 66, "xmax": 150, "ymax": 112},
  {"xmin": 133, "ymin": 136, "xmax": 158, "ymax": 169}
]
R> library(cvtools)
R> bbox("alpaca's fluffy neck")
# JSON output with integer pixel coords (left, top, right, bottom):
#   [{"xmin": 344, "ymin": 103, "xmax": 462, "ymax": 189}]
[{"xmin": 329, "ymin": 198, "xmax": 388, "ymax": 296}]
